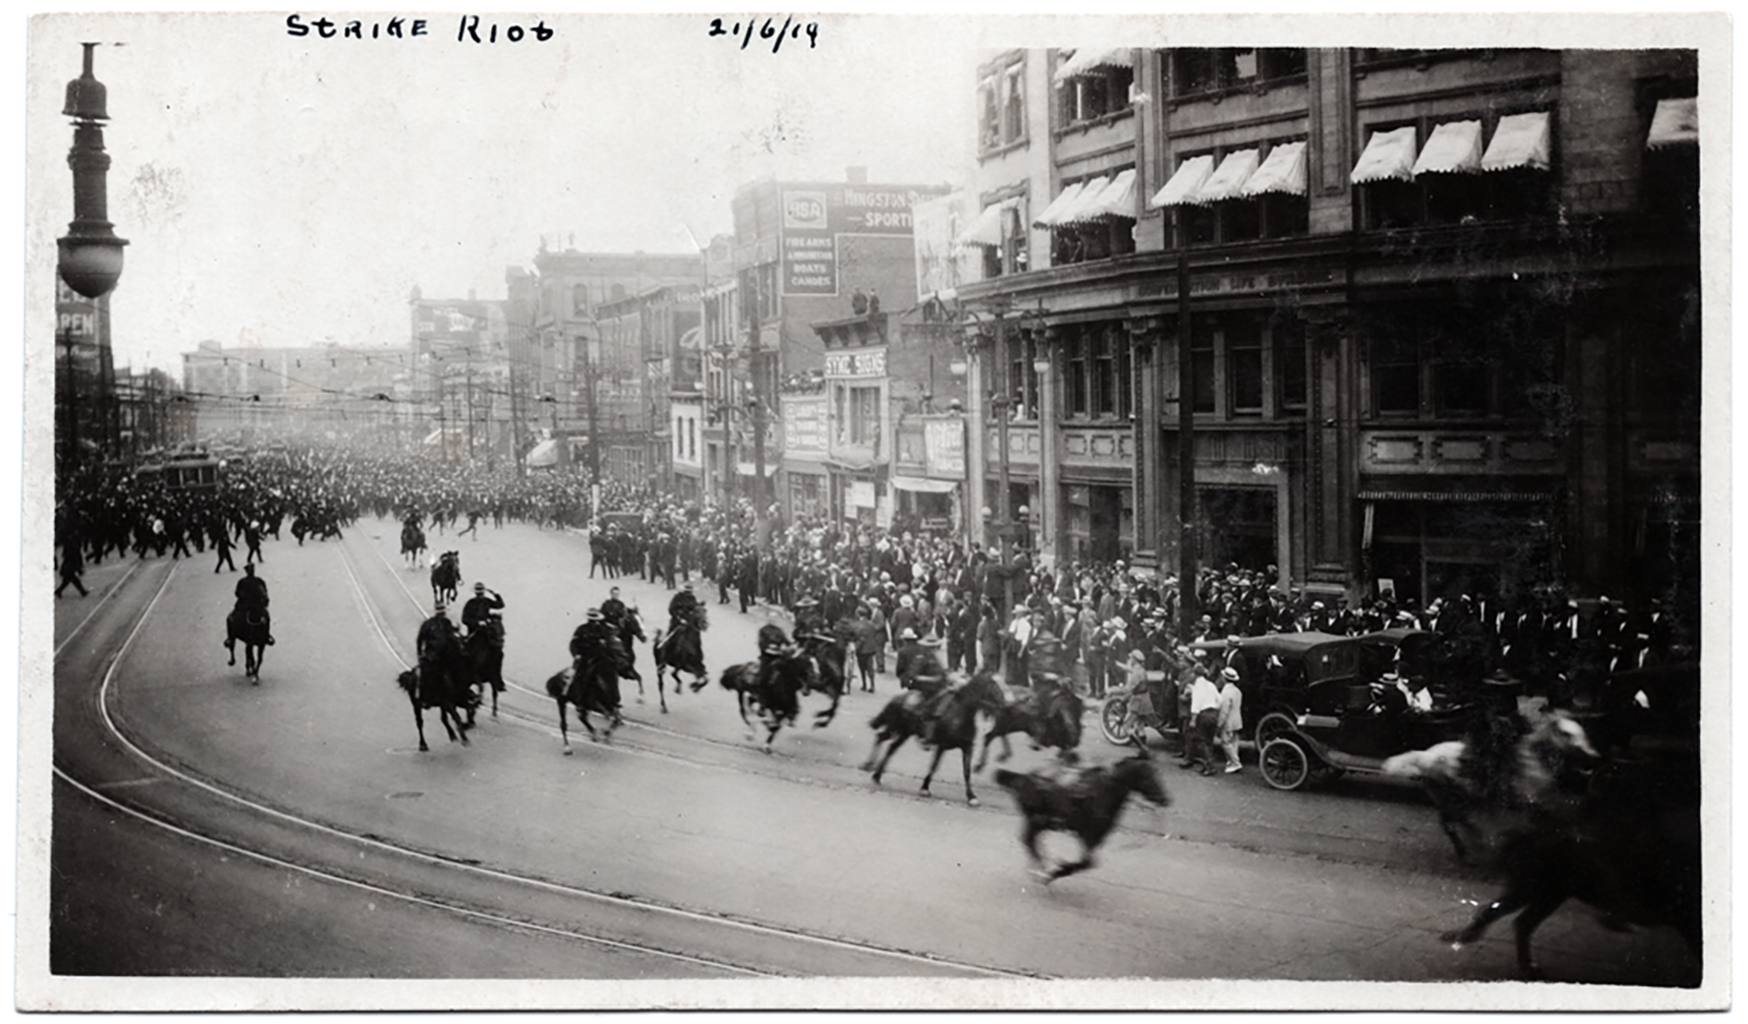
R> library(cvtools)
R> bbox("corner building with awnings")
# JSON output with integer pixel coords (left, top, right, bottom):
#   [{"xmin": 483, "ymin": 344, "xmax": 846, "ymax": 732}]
[{"xmin": 943, "ymin": 47, "xmax": 1699, "ymax": 613}]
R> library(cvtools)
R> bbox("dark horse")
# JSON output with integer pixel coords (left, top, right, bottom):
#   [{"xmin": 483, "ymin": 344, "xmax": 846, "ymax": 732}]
[
  {"xmin": 464, "ymin": 617, "xmax": 505, "ymax": 719},
  {"xmin": 995, "ymin": 751, "xmax": 1172, "ymax": 883},
  {"xmin": 655, "ymin": 617, "xmax": 707, "ymax": 711},
  {"xmin": 976, "ymin": 675, "xmax": 1085, "ymax": 773},
  {"xmin": 547, "ymin": 633, "xmax": 628, "ymax": 753},
  {"xmin": 794, "ymin": 628, "xmax": 851, "ymax": 728},
  {"xmin": 430, "ymin": 550, "xmax": 462, "ymax": 607},
  {"xmin": 400, "ymin": 613, "xmax": 478, "ymax": 752},
  {"xmin": 1437, "ymin": 751, "xmax": 1701, "ymax": 981},
  {"xmin": 224, "ymin": 605, "xmax": 271, "ymax": 682},
  {"xmin": 400, "ymin": 520, "xmax": 426, "ymax": 568},
  {"xmin": 862, "ymin": 671, "xmax": 1008, "ymax": 806},
  {"xmin": 717, "ymin": 652, "xmax": 815, "ymax": 753}
]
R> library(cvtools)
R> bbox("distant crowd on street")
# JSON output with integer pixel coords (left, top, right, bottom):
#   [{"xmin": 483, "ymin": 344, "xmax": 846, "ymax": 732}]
[{"xmin": 54, "ymin": 444, "xmax": 1696, "ymax": 716}]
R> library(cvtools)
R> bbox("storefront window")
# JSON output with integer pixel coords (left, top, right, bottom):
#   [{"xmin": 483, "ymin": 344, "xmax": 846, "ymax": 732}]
[{"xmin": 1229, "ymin": 323, "xmax": 1264, "ymax": 413}]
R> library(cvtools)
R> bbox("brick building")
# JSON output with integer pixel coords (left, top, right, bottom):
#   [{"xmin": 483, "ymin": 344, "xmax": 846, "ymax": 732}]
[{"xmin": 941, "ymin": 47, "xmax": 1699, "ymax": 618}]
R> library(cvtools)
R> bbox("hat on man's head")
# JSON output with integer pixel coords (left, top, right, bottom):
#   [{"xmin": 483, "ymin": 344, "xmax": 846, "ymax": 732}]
[
  {"xmin": 586, "ymin": 608, "xmax": 603, "ymax": 621},
  {"xmin": 900, "ymin": 627, "xmax": 918, "ymax": 640},
  {"xmin": 475, "ymin": 582, "xmax": 485, "ymax": 592},
  {"xmin": 1222, "ymin": 667, "xmax": 1240, "ymax": 682}
]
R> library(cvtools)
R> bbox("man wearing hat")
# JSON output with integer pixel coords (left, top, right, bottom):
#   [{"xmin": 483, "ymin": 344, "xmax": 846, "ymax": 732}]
[
  {"xmin": 461, "ymin": 581, "xmax": 505, "ymax": 639},
  {"xmin": 893, "ymin": 627, "xmax": 926, "ymax": 688},
  {"xmin": 1214, "ymin": 666, "xmax": 1245, "ymax": 774},
  {"xmin": 1180, "ymin": 660, "xmax": 1221, "ymax": 774}
]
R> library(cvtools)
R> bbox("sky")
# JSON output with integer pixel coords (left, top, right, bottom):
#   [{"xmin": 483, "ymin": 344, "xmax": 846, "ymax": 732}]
[{"xmin": 28, "ymin": 12, "xmax": 996, "ymax": 373}]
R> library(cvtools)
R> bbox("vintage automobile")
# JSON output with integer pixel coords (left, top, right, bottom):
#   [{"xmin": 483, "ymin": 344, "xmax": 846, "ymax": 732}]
[{"xmin": 1100, "ymin": 632, "xmax": 1365, "ymax": 751}]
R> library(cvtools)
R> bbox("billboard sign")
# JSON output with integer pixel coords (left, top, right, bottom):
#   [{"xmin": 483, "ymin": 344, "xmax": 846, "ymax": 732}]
[
  {"xmin": 783, "ymin": 395, "xmax": 828, "ymax": 453},
  {"xmin": 780, "ymin": 182, "xmax": 951, "ymax": 297},
  {"xmin": 923, "ymin": 416, "xmax": 966, "ymax": 478}
]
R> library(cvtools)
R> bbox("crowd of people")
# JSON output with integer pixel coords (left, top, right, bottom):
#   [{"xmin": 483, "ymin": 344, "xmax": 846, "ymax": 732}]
[{"xmin": 54, "ymin": 444, "xmax": 1696, "ymax": 725}]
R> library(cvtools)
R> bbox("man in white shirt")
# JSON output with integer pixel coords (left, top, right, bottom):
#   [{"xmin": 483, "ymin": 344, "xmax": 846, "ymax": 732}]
[
  {"xmin": 1179, "ymin": 662, "xmax": 1221, "ymax": 774},
  {"xmin": 1216, "ymin": 667, "xmax": 1245, "ymax": 774}
]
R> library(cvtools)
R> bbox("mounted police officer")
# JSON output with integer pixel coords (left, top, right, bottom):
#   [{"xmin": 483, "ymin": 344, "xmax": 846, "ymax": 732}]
[{"xmin": 461, "ymin": 581, "xmax": 505, "ymax": 638}]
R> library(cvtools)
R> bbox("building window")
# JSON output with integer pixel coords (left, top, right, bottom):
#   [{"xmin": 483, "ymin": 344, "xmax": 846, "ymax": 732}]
[
  {"xmin": 1068, "ymin": 331, "xmax": 1089, "ymax": 417},
  {"xmin": 1229, "ymin": 322, "xmax": 1264, "ymax": 414},
  {"xmin": 1093, "ymin": 326, "xmax": 1119, "ymax": 416},
  {"xmin": 1357, "ymin": 113, "xmax": 1559, "ymax": 231},
  {"xmin": 979, "ymin": 57, "xmax": 1028, "ymax": 154},
  {"xmin": 1004, "ymin": 64, "xmax": 1026, "ymax": 142},
  {"xmin": 1371, "ymin": 332, "xmax": 1421, "ymax": 415},
  {"xmin": 1048, "ymin": 170, "xmax": 1138, "ymax": 267},
  {"xmin": 1275, "ymin": 313, "xmax": 1308, "ymax": 413},
  {"xmin": 1168, "ymin": 48, "xmax": 1307, "ymax": 98},
  {"xmin": 850, "ymin": 386, "xmax": 881, "ymax": 445},
  {"xmin": 979, "ymin": 76, "xmax": 1000, "ymax": 152},
  {"xmin": 1167, "ymin": 140, "xmax": 1310, "ymax": 247},
  {"xmin": 1060, "ymin": 65, "xmax": 1133, "ymax": 125},
  {"xmin": 1191, "ymin": 329, "xmax": 1216, "ymax": 414},
  {"xmin": 1641, "ymin": 79, "xmax": 1699, "ymax": 233}
]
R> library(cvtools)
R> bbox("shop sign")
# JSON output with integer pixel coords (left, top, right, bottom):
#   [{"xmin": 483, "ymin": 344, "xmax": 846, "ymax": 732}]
[
  {"xmin": 924, "ymin": 417, "xmax": 965, "ymax": 477},
  {"xmin": 784, "ymin": 396, "xmax": 828, "ymax": 453},
  {"xmin": 781, "ymin": 182, "xmax": 952, "ymax": 297},
  {"xmin": 824, "ymin": 348, "xmax": 886, "ymax": 379},
  {"xmin": 849, "ymin": 480, "xmax": 876, "ymax": 508}
]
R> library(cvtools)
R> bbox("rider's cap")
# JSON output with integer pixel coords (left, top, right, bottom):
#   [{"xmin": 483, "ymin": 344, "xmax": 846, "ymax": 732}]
[
  {"xmin": 587, "ymin": 609, "xmax": 603, "ymax": 620},
  {"xmin": 474, "ymin": 582, "xmax": 485, "ymax": 592}
]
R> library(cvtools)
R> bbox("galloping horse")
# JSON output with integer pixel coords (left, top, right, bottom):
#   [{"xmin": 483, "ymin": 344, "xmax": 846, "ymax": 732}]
[
  {"xmin": 976, "ymin": 675, "xmax": 1085, "ymax": 773},
  {"xmin": 995, "ymin": 751, "xmax": 1172, "ymax": 884},
  {"xmin": 464, "ymin": 616, "xmax": 506, "ymax": 719},
  {"xmin": 402, "ymin": 612, "xmax": 477, "ymax": 751},
  {"xmin": 548, "ymin": 629, "xmax": 628, "ymax": 753},
  {"xmin": 430, "ymin": 550, "xmax": 462, "ymax": 607},
  {"xmin": 1436, "ymin": 751, "xmax": 1701, "ymax": 981},
  {"xmin": 400, "ymin": 520, "xmax": 427, "ymax": 568},
  {"xmin": 794, "ymin": 629, "xmax": 851, "ymax": 728},
  {"xmin": 717, "ymin": 652, "xmax": 815, "ymax": 753},
  {"xmin": 862, "ymin": 671, "xmax": 1008, "ymax": 806},
  {"xmin": 1383, "ymin": 706, "xmax": 1600, "ymax": 863},
  {"xmin": 658, "ymin": 616, "xmax": 709, "ymax": 699},
  {"xmin": 225, "ymin": 606, "xmax": 272, "ymax": 682}
]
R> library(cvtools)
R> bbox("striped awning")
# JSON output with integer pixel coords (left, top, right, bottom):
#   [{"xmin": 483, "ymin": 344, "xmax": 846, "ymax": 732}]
[
  {"xmin": 1032, "ymin": 180, "xmax": 1089, "ymax": 227},
  {"xmin": 1411, "ymin": 120, "xmax": 1484, "ymax": 176},
  {"xmin": 1053, "ymin": 47, "xmax": 1133, "ymax": 85},
  {"xmin": 1149, "ymin": 154, "xmax": 1215, "ymax": 208},
  {"xmin": 1193, "ymin": 149, "xmax": 1261, "ymax": 204},
  {"xmin": 1482, "ymin": 112, "xmax": 1552, "ymax": 172},
  {"xmin": 1350, "ymin": 126, "xmax": 1418, "ymax": 184},
  {"xmin": 1646, "ymin": 97, "xmax": 1698, "ymax": 149},
  {"xmin": 1241, "ymin": 141, "xmax": 1308, "ymax": 197},
  {"xmin": 1076, "ymin": 168, "xmax": 1138, "ymax": 221}
]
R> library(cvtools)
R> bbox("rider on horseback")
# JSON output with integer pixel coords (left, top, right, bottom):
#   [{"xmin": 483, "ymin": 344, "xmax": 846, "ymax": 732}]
[
  {"xmin": 899, "ymin": 634, "xmax": 954, "ymax": 746},
  {"xmin": 668, "ymin": 582, "xmax": 706, "ymax": 635},
  {"xmin": 225, "ymin": 562, "xmax": 275, "ymax": 654},
  {"xmin": 461, "ymin": 581, "xmax": 505, "ymax": 638},
  {"xmin": 754, "ymin": 622, "xmax": 802, "ymax": 723}
]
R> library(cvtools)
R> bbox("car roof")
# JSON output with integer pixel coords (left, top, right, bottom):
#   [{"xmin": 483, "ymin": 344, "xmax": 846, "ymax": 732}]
[{"xmin": 1191, "ymin": 631, "xmax": 1354, "ymax": 655}]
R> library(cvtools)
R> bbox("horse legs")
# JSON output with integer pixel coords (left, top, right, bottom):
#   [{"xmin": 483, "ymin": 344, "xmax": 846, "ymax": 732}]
[
  {"xmin": 869, "ymin": 733, "xmax": 906, "ymax": 784},
  {"xmin": 958, "ymin": 744, "xmax": 979, "ymax": 806},
  {"xmin": 556, "ymin": 699, "xmax": 573, "ymax": 754},
  {"xmin": 1020, "ymin": 820, "xmax": 1050, "ymax": 877},
  {"xmin": 413, "ymin": 702, "xmax": 430, "ymax": 752},
  {"xmin": 974, "ymin": 721, "xmax": 1004, "ymax": 774},
  {"xmin": 814, "ymin": 688, "xmax": 841, "ymax": 728},
  {"xmin": 1047, "ymin": 847, "xmax": 1096, "ymax": 884},
  {"xmin": 919, "ymin": 746, "xmax": 947, "ymax": 799}
]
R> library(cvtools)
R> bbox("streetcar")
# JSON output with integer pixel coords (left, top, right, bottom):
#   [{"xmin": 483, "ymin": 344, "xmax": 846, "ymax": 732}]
[{"xmin": 132, "ymin": 449, "xmax": 223, "ymax": 493}]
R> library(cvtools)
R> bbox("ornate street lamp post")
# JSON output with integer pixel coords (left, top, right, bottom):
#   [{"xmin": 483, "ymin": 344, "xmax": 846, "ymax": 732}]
[{"xmin": 57, "ymin": 42, "xmax": 127, "ymax": 477}]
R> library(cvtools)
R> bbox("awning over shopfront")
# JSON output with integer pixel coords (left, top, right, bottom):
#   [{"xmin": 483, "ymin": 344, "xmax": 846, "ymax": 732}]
[
  {"xmin": 1646, "ymin": 96, "xmax": 1698, "ymax": 149},
  {"xmin": 890, "ymin": 475, "xmax": 959, "ymax": 494},
  {"xmin": 735, "ymin": 462, "xmax": 780, "ymax": 476},
  {"xmin": 954, "ymin": 197, "xmax": 1015, "ymax": 248},
  {"xmin": 422, "ymin": 428, "xmax": 443, "ymax": 446},
  {"xmin": 1411, "ymin": 120, "xmax": 1484, "ymax": 176},
  {"xmin": 1350, "ymin": 125, "xmax": 1418, "ymax": 184},
  {"xmin": 1052, "ymin": 47, "xmax": 1133, "ymax": 85},
  {"xmin": 1149, "ymin": 154, "xmax": 1215, "ymax": 208},
  {"xmin": 1193, "ymin": 149, "xmax": 1261, "ymax": 204},
  {"xmin": 1481, "ymin": 111, "xmax": 1552, "ymax": 172},
  {"xmin": 1032, "ymin": 180, "xmax": 1089, "ymax": 228},
  {"xmin": 1240, "ymin": 141, "xmax": 1308, "ymax": 197},
  {"xmin": 527, "ymin": 439, "xmax": 560, "ymax": 467},
  {"xmin": 1060, "ymin": 168, "xmax": 1137, "ymax": 224}
]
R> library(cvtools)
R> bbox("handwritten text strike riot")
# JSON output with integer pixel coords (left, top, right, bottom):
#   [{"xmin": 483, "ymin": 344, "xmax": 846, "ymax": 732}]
[
  {"xmin": 284, "ymin": 14, "xmax": 555, "ymax": 42},
  {"xmin": 708, "ymin": 16, "xmax": 819, "ymax": 53}
]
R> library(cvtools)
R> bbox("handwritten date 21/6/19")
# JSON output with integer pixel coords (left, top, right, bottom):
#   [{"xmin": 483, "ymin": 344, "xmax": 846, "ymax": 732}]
[{"xmin": 709, "ymin": 16, "xmax": 818, "ymax": 52}]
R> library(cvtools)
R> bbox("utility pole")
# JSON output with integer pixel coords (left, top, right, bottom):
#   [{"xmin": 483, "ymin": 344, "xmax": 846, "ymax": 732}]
[
  {"xmin": 1177, "ymin": 249, "xmax": 1199, "ymax": 637},
  {"xmin": 464, "ymin": 346, "xmax": 476, "ymax": 463}
]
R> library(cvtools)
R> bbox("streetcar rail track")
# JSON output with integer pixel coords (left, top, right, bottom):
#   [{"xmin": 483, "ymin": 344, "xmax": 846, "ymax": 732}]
[{"xmin": 53, "ymin": 528, "xmax": 1045, "ymax": 980}]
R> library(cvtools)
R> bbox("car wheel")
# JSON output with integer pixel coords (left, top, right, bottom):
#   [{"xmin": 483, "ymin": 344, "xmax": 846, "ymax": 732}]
[
  {"xmin": 1260, "ymin": 737, "xmax": 1311, "ymax": 791},
  {"xmin": 1099, "ymin": 696, "xmax": 1133, "ymax": 745},
  {"xmin": 1253, "ymin": 711, "xmax": 1296, "ymax": 752}
]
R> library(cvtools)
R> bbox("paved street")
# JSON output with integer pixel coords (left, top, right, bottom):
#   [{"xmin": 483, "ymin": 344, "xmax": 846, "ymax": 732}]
[{"xmin": 46, "ymin": 520, "xmax": 1700, "ymax": 994}]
